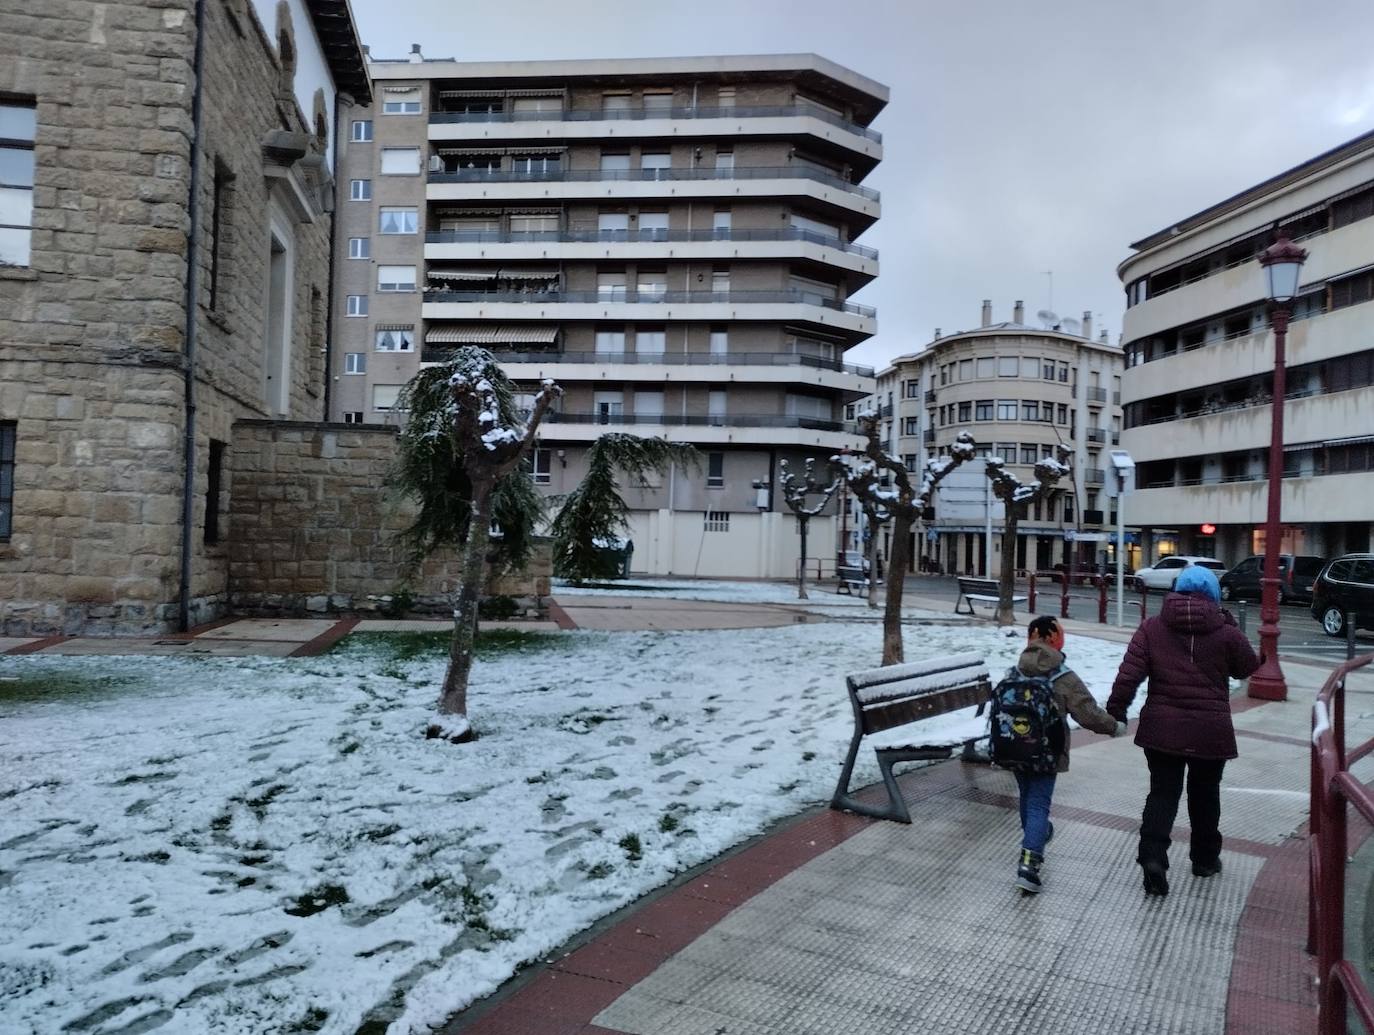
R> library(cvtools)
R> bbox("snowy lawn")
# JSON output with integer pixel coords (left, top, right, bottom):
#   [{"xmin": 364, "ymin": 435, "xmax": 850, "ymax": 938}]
[
  {"xmin": 0, "ymin": 622, "xmax": 1127, "ymax": 1035},
  {"xmin": 554, "ymin": 576, "xmax": 952, "ymax": 619}
]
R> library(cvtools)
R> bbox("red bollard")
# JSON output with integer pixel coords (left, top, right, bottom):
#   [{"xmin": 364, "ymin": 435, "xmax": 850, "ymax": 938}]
[
  {"xmin": 1028, "ymin": 573, "xmax": 1037, "ymax": 613},
  {"xmin": 1098, "ymin": 575, "xmax": 1108, "ymax": 624}
]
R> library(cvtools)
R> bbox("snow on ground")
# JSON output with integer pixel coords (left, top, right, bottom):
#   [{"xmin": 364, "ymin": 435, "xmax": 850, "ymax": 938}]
[
  {"xmin": 554, "ymin": 576, "xmax": 952, "ymax": 619},
  {"xmin": 0, "ymin": 621, "xmax": 1127, "ymax": 1035}
]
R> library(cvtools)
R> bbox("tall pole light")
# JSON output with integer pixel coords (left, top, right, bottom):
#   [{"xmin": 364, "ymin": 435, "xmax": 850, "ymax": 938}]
[{"xmin": 1248, "ymin": 233, "xmax": 1308, "ymax": 700}]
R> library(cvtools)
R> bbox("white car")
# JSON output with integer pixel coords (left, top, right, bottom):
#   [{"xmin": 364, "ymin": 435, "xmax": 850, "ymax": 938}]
[{"xmin": 1133, "ymin": 556, "xmax": 1228, "ymax": 591}]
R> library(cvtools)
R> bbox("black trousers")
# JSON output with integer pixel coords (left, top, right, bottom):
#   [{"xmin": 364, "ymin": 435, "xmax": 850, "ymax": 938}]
[{"xmin": 1138, "ymin": 748, "xmax": 1227, "ymax": 870}]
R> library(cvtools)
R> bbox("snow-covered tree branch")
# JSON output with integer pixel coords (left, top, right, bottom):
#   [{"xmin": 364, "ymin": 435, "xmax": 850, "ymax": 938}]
[
  {"xmin": 984, "ymin": 448, "xmax": 1071, "ymax": 626},
  {"xmin": 777, "ymin": 457, "xmax": 840, "ymax": 599}
]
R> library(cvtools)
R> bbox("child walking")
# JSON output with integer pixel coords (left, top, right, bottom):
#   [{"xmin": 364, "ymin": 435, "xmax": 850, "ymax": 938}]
[{"xmin": 990, "ymin": 615, "xmax": 1126, "ymax": 893}]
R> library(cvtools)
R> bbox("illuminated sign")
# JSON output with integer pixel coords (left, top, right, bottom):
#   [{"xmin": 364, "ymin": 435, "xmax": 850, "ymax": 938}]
[{"xmin": 1200, "ymin": 523, "xmax": 1217, "ymax": 535}]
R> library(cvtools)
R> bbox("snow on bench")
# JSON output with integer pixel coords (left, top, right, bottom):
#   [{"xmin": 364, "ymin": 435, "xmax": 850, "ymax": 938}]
[
  {"xmin": 830, "ymin": 652, "xmax": 992, "ymax": 824},
  {"xmin": 954, "ymin": 576, "xmax": 1026, "ymax": 617}
]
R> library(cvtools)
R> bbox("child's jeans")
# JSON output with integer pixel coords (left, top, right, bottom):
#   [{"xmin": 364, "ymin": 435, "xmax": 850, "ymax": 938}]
[{"xmin": 1015, "ymin": 771, "xmax": 1057, "ymax": 854}]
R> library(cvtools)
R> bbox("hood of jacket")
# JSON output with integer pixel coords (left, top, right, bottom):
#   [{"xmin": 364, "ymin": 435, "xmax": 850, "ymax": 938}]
[
  {"xmin": 1017, "ymin": 641, "xmax": 1065, "ymax": 676},
  {"xmin": 1161, "ymin": 592, "xmax": 1225, "ymax": 634}
]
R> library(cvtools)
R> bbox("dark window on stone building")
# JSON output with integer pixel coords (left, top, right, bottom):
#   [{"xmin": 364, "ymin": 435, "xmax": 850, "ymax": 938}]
[
  {"xmin": 707, "ymin": 452, "xmax": 724, "ymax": 487},
  {"xmin": 209, "ymin": 159, "xmax": 234, "ymax": 311},
  {"xmin": 0, "ymin": 97, "xmax": 37, "ymax": 268},
  {"xmin": 205, "ymin": 440, "xmax": 225, "ymax": 545},
  {"xmin": 0, "ymin": 421, "xmax": 15, "ymax": 537}
]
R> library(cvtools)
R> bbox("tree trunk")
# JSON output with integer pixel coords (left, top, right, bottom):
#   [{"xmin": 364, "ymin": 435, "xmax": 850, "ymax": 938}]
[
  {"xmin": 882, "ymin": 512, "xmax": 912, "ymax": 664},
  {"xmin": 996, "ymin": 508, "xmax": 1020, "ymax": 626},
  {"xmin": 797, "ymin": 515, "xmax": 809, "ymax": 600},
  {"xmin": 866, "ymin": 515, "xmax": 879, "ymax": 609},
  {"xmin": 435, "ymin": 482, "xmax": 494, "ymax": 734}
]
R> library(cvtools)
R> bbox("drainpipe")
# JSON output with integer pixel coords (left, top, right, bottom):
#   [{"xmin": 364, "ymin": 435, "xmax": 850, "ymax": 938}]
[
  {"xmin": 322, "ymin": 91, "xmax": 348, "ymax": 421},
  {"xmin": 178, "ymin": 0, "xmax": 209, "ymax": 633}
]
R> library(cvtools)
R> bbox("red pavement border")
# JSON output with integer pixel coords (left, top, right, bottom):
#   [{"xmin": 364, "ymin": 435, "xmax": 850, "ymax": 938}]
[
  {"xmin": 290, "ymin": 617, "xmax": 360, "ymax": 657},
  {"xmin": 546, "ymin": 598, "xmax": 579, "ymax": 631},
  {"xmin": 5, "ymin": 635, "xmax": 68, "ymax": 655}
]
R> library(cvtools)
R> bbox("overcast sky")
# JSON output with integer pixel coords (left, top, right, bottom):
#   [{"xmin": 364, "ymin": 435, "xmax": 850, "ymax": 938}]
[{"xmin": 350, "ymin": 0, "xmax": 1374, "ymax": 367}]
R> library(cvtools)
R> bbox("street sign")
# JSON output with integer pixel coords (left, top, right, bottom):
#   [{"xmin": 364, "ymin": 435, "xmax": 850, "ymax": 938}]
[{"xmin": 1067, "ymin": 532, "xmax": 1110, "ymax": 542}]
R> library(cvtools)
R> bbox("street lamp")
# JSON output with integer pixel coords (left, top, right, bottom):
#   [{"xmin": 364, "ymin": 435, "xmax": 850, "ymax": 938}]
[{"xmin": 1248, "ymin": 233, "xmax": 1308, "ymax": 700}]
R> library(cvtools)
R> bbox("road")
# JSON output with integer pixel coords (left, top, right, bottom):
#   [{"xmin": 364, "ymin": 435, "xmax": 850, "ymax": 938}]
[{"xmin": 900, "ymin": 573, "xmax": 1373, "ymax": 667}]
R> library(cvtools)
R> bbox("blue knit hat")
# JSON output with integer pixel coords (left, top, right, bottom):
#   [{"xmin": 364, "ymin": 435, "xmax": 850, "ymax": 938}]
[{"xmin": 1174, "ymin": 564, "xmax": 1221, "ymax": 602}]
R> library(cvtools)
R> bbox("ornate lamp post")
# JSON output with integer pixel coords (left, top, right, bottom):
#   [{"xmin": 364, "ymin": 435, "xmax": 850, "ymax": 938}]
[{"xmin": 1248, "ymin": 233, "xmax": 1308, "ymax": 700}]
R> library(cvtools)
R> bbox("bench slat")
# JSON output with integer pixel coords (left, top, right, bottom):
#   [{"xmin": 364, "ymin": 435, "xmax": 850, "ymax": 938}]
[
  {"xmin": 861, "ymin": 682, "xmax": 989, "ymax": 735},
  {"xmin": 847, "ymin": 652, "xmax": 986, "ymax": 694}
]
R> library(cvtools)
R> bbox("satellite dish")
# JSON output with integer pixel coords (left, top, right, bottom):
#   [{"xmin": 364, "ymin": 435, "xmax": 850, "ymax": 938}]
[
  {"xmin": 1036, "ymin": 309, "xmax": 1059, "ymax": 330},
  {"xmin": 1060, "ymin": 317, "xmax": 1081, "ymax": 335}
]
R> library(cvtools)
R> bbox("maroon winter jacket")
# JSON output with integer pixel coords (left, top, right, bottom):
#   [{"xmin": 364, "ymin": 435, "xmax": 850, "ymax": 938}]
[{"xmin": 1106, "ymin": 593, "xmax": 1260, "ymax": 760}]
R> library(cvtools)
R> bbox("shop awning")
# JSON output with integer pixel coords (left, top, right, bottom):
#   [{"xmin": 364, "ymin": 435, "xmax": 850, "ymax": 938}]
[{"xmin": 425, "ymin": 324, "xmax": 561, "ymax": 345}]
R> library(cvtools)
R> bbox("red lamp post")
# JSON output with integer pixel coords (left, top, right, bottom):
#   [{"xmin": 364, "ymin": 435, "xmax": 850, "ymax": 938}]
[{"xmin": 1248, "ymin": 233, "xmax": 1308, "ymax": 700}]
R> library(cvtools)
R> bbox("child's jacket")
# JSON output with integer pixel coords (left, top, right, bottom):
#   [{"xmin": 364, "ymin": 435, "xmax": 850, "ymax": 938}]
[{"xmin": 1015, "ymin": 642, "xmax": 1119, "ymax": 772}]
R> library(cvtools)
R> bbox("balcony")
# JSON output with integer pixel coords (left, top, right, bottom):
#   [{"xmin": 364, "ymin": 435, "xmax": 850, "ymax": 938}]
[
  {"xmin": 420, "ymin": 347, "xmax": 874, "ymax": 377},
  {"xmin": 1082, "ymin": 509, "xmax": 1105, "ymax": 526},
  {"xmin": 428, "ymin": 101, "xmax": 882, "ymax": 143},
  {"xmin": 426, "ymin": 163, "xmax": 879, "ymax": 202},
  {"xmin": 1085, "ymin": 468, "xmax": 1106, "ymax": 486},
  {"xmin": 424, "ymin": 226, "xmax": 878, "ymax": 260},
  {"xmin": 924, "ymin": 389, "xmax": 936, "ymax": 404},
  {"xmin": 1086, "ymin": 386, "xmax": 1108, "ymax": 404},
  {"xmin": 545, "ymin": 411, "xmax": 843, "ymax": 430},
  {"xmin": 923, "ymin": 428, "xmax": 936, "ymax": 443},
  {"xmin": 1085, "ymin": 428, "xmax": 1107, "ymax": 444}
]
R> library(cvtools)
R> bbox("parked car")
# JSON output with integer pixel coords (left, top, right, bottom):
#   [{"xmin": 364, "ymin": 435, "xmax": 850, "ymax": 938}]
[
  {"xmin": 1218, "ymin": 554, "xmax": 1326, "ymax": 604},
  {"xmin": 1132, "ymin": 555, "xmax": 1228, "ymax": 591},
  {"xmin": 1310, "ymin": 554, "xmax": 1374, "ymax": 637}
]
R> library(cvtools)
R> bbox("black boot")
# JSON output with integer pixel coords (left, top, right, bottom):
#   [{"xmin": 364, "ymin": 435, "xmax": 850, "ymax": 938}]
[
  {"xmin": 1016, "ymin": 849, "xmax": 1044, "ymax": 894},
  {"xmin": 1192, "ymin": 858, "xmax": 1223, "ymax": 878},
  {"xmin": 1142, "ymin": 860, "xmax": 1169, "ymax": 896}
]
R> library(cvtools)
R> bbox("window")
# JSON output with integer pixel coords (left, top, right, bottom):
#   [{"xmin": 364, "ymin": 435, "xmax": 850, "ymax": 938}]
[
  {"xmin": 1057, "ymin": 404, "xmax": 1068, "ymax": 425},
  {"xmin": 635, "ymin": 327, "xmax": 666, "ymax": 355},
  {"xmin": 204, "ymin": 440, "xmax": 225, "ymax": 545},
  {"xmin": 512, "ymin": 96, "xmax": 562, "ymax": 116},
  {"xmin": 708, "ymin": 390, "xmax": 727, "ymax": 424},
  {"xmin": 382, "ymin": 88, "xmax": 421, "ymax": 115},
  {"xmin": 1021, "ymin": 444, "xmax": 1038, "ymax": 464},
  {"xmin": 349, "ymin": 178, "xmax": 371, "ymax": 201},
  {"xmin": 1043, "ymin": 359, "xmax": 1056, "ymax": 381},
  {"xmin": 710, "ymin": 327, "xmax": 728, "ymax": 355},
  {"xmin": 997, "ymin": 399, "xmax": 1017, "ymax": 420},
  {"xmin": 905, "ymin": 380, "xmax": 920, "ymax": 399},
  {"xmin": 597, "ymin": 211, "xmax": 630, "ymax": 237},
  {"xmin": 713, "ymin": 210, "xmax": 732, "ymax": 236},
  {"xmin": 376, "ymin": 265, "xmax": 416, "ymax": 292},
  {"xmin": 595, "ymin": 329, "xmax": 625, "ymax": 354},
  {"xmin": 711, "ymin": 270, "xmax": 730, "ymax": 296},
  {"xmin": 531, "ymin": 448, "xmax": 552, "ymax": 484},
  {"xmin": 207, "ymin": 159, "xmax": 233, "ymax": 310},
  {"xmin": 342, "ymin": 411, "xmax": 364, "ymax": 424},
  {"xmin": 510, "ymin": 213, "xmax": 558, "ymax": 234},
  {"xmin": 637, "ymin": 272, "xmax": 667, "ymax": 298},
  {"xmin": 998, "ymin": 356, "xmax": 1019, "ymax": 377},
  {"xmin": 603, "ymin": 93, "xmax": 632, "ymax": 113},
  {"xmin": 1062, "ymin": 497, "xmax": 1073, "ymax": 523},
  {"xmin": 975, "ymin": 400, "xmax": 994, "ymax": 421},
  {"xmin": 594, "ymin": 391, "xmax": 624, "ymax": 423},
  {"xmin": 903, "ymin": 417, "xmax": 919, "ymax": 436},
  {"xmin": 1022, "ymin": 401, "xmax": 1038, "ymax": 421},
  {"xmin": 637, "ymin": 211, "xmax": 669, "ymax": 240},
  {"xmin": 958, "ymin": 401, "xmax": 972, "ymax": 422},
  {"xmin": 350, "ymin": 120, "xmax": 372, "ymax": 141},
  {"xmin": 1022, "ymin": 357, "xmax": 1039, "ymax": 378},
  {"xmin": 1331, "ymin": 270, "xmax": 1374, "ymax": 311},
  {"xmin": 977, "ymin": 357, "xmax": 996, "ymax": 378},
  {"xmin": 348, "ymin": 237, "xmax": 370, "ymax": 259},
  {"xmin": 1059, "ymin": 362, "xmax": 1070, "ymax": 383},
  {"xmin": 380, "ymin": 148, "xmax": 421, "ymax": 175},
  {"xmin": 902, "ymin": 454, "xmax": 918, "ymax": 472},
  {"xmin": 512, "ymin": 151, "xmax": 562, "ymax": 175},
  {"xmin": 959, "ymin": 359, "xmax": 973, "ymax": 380},
  {"xmin": 707, "ymin": 451, "xmax": 724, "ymax": 487},
  {"xmin": 718, "ymin": 86, "xmax": 736, "ymax": 108},
  {"xmin": 0, "ymin": 99, "xmax": 37, "ymax": 267},
  {"xmin": 372, "ymin": 385, "xmax": 404, "ymax": 411},
  {"xmin": 641, "ymin": 152, "xmax": 671, "ymax": 178},
  {"xmin": 0, "ymin": 421, "xmax": 14, "ymax": 538},
  {"xmin": 346, "ymin": 294, "xmax": 368, "ymax": 317},
  {"xmin": 345, "ymin": 352, "xmax": 366, "ymax": 373},
  {"xmin": 642, "ymin": 91, "xmax": 674, "ymax": 111},
  {"xmin": 600, "ymin": 152, "xmax": 631, "ymax": 173},
  {"xmin": 375, "ymin": 328, "xmax": 414, "ymax": 351},
  {"xmin": 704, "ymin": 510, "xmax": 730, "ymax": 531},
  {"xmin": 378, "ymin": 207, "xmax": 418, "ymax": 234},
  {"xmin": 597, "ymin": 272, "xmax": 627, "ymax": 300},
  {"xmin": 714, "ymin": 149, "xmax": 734, "ymax": 175}
]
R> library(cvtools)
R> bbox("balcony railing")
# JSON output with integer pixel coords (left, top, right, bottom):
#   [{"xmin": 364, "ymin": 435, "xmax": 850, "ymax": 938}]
[
  {"xmin": 421, "ymin": 348, "xmax": 874, "ymax": 376},
  {"xmin": 1084, "ymin": 468, "xmax": 1106, "ymax": 485},
  {"xmin": 422, "ymin": 288, "xmax": 877, "ymax": 318},
  {"xmin": 923, "ymin": 428, "xmax": 936, "ymax": 443},
  {"xmin": 1086, "ymin": 428, "xmax": 1107, "ymax": 444},
  {"xmin": 542, "ymin": 412, "xmax": 849, "ymax": 432},
  {"xmin": 427, "ymin": 163, "xmax": 880, "ymax": 201},
  {"xmin": 428, "ymin": 102, "xmax": 883, "ymax": 143},
  {"xmin": 425, "ymin": 226, "xmax": 878, "ymax": 259},
  {"xmin": 924, "ymin": 389, "xmax": 936, "ymax": 403},
  {"xmin": 1086, "ymin": 386, "xmax": 1108, "ymax": 403},
  {"xmin": 1126, "ymin": 385, "xmax": 1323, "ymax": 429}
]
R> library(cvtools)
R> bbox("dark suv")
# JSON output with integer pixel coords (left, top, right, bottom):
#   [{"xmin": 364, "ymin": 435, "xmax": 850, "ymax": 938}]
[
  {"xmin": 1219, "ymin": 554, "xmax": 1325, "ymax": 604},
  {"xmin": 1310, "ymin": 555, "xmax": 1374, "ymax": 637}
]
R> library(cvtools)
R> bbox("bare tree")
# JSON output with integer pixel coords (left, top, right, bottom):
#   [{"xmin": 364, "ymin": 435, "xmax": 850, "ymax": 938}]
[
  {"xmin": 777, "ymin": 458, "xmax": 841, "ymax": 600},
  {"xmin": 860, "ymin": 499, "xmax": 889, "ymax": 609},
  {"xmin": 427, "ymin": 351, "xmax": 560, "ymax": 742},
  {"xmin": 984, "ymin": 449, "xmax": 1071, "ymax": 626},
  {"xmin": 833, "ymin": 418, "xmax": 977, "ymax": 664}
]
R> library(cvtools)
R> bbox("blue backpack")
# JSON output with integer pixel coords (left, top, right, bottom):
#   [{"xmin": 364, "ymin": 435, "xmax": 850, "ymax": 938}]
[{"xmin": 988, "ymin": 665, "xmax": 1067, "ymax": 775}]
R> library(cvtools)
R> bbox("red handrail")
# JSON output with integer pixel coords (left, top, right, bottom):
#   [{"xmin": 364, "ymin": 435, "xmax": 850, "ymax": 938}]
[{"xmin": 1309, "ymin": 653, "xmax": 1374, "ymax": 1035}]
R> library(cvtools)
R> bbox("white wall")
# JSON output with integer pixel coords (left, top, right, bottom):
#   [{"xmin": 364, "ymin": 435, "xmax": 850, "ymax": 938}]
[
  {"xmin": 623, "ymin": 510, "xmax": 840, "ymax": 579},
  {"xmin": 248, "ymin": 0, "xmax": 337, "ymax": 170}
]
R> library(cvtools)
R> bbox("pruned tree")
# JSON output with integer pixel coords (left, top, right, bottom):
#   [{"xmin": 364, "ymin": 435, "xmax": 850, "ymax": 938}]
[
  {"xmin": 777, "ymin": 457, "xmax": 840, "ymax": 600},
  {"xmin": 390, "ymin": 347, "xmax": 560, "ymax": 742},
  {"xmin": 859, "ymin": 499, "xmax": 889, "ymax": 609},
  {"xmin": 984, "ymin": 449, "xmax": 1071, "ymax": 626},
  {"xmin": 550, "ymin": 434, "xmax": 699, "ymax": 584},
  {"xmin": 834, "ymin": 418, "xmax": 977, "ymax": 663}
]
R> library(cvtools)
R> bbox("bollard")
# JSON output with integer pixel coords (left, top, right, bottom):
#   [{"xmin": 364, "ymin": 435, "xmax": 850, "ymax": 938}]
[
  {"xmin": 1237, "ymin": 601, "xmax": 1247, "ymax": 636},
  {"xmin": 1350, "ymin": 613, "xmax": 1358, "ymax": 662},
  {"xmin": 1060, "ymin": 571, "xmax": 1072, "ymax": 621},
  {"xmin": 1028, "ymin": 573, "xmax": 1037, "ymax": 613},
  {"xmin": 1098, "ymin": 575, "xmax": 1108, "ymax": 624}
]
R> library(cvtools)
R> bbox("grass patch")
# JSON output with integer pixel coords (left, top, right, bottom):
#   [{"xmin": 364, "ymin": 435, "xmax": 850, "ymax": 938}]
[
  {"xmin": 330, "ymin": 629, "xmax": 566, "ymax": 664},
  {"xmin": 0, "ymin": 671, "xmax": 139, "ymax": 706}
]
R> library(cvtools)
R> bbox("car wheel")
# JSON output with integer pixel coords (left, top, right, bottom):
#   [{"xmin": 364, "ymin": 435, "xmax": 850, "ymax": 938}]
[
  {"xmin": 1220, "ymin": 584, "xmax": 1233, "ymax": 601},
  {"xmin": 1322, "ymin": 607, "xmax": 1347, "ymax": 638}
]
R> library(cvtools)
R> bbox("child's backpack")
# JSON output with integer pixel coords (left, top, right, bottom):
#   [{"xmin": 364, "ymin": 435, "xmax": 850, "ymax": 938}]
[{"xmin": 988, "ymin": 666, "xmax": 1066, "ymax": 774}]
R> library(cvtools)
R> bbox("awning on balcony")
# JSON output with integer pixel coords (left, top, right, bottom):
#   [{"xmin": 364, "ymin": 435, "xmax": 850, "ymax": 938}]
[
  {"xmin": 497, "ymin": 269, "xmax": 559, "ymax": 280},
  {"xmin": 425, "ymin": 324, "xmax": 561, "ymax": 345},
  {"xmin": 436, "ymin": 146, "xmax": 511, "ymax": 156},
  {"xmin": 437, "ymin": 88, "xmax": 507, "ymax": 99},
  {"xmin": 427, "ymin": 268, "xmax": 498, "ymax": 282}
]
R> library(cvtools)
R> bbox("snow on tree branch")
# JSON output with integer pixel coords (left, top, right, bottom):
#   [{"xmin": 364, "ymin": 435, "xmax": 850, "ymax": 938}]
[
  {"xmin": 985, "ymin": 446, "xmax": 1070, "ymax": 507},
  {"xmin": 450, "ymin": 358, "xmax": 561, "ymax": 479},
  {"xmin": 831, "ymin": 416, "xmax": 976, "ymax": 519},
  {"xmin": 778, "ymin": 457, "xmax": 840, "ymax": 517}
]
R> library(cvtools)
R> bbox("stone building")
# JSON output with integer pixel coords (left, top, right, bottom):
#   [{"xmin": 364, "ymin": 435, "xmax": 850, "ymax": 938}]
[
  {"xmin": 0, "ymin": 0, "xmax": 372, "ymax": 635},
  {"xmin": 862, "ymin": 300, "xmax": 1123, "ymax": 576},
  {"xmin": 327, "ymin": 51, "xmax": 884, "ymax": 579},
  {"xmin": 1118, "ymin": 128, "xmax": 1374, "ymax": 567}
]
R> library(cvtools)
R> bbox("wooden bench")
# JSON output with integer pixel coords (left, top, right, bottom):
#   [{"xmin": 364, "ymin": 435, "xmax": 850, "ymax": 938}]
[
  {"xmin": 835, "ymin": 565, "xmax": 871, "ymax": 595},
  {"xmin": 831, "ymin": 653, "xmax": 992, "ymax": 823},
  {"xmin": 955, "ymin": 576, "xmax": 1026, "ymax": 617}
]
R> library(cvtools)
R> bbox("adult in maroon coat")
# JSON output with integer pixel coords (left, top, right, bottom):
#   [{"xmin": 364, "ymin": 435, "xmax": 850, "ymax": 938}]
[{"xmin": 1107, "ymin": 565, "xmax": 1260, "ymax": 896}]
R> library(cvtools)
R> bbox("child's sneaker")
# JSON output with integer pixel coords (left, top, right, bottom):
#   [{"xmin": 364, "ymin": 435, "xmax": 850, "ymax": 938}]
[{"xmin": 1016, "ymin": 849, "xmax": 1044, "ymax": 894}]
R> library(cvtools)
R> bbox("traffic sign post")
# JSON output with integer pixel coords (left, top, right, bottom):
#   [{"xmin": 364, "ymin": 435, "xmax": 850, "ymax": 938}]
[{"xmin": 1108, "ymin": 450, "xmax": 1136, "ymax": 627}]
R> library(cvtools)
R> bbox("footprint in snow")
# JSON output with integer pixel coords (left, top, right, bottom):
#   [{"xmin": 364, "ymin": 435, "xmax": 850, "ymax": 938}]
[
  {"xmin": 607, "ymin": 735, "xmax": 636, "ymax": 747},
  {"xmin": 751, "ymin": 739, "xmax": 775, "ymax": 753},
  {"xmin": 606, "ymin": 787, "xmax": 642, "ymax": 801},
  {"xmin": 139, "ymin": 946, "xmax": 219, "ymax": 983},
  {"xmin": 98, "ymin": 932, "xmax": 194, "ymax": 976},
  {"xmin": 655, "ymin": 770, "xmax": 685, "ymax": 784},
  {"xmin": 222, "ymin": 931, "xmax": 293, "ymax": 967}
]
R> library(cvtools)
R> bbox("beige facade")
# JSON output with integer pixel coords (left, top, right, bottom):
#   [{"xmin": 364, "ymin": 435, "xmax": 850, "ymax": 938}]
[
  {"xmin": 1118, "ymin": 128, "xmax": 1374, "ymax": 566},
  {"xmin": 0, "ymin": 0, "xmax": 369, "ymax": 635},
  {"xmin": 863, "ymin": 300, "xmax": 1123, "ymax": 577},
  {"xmin": 328, "ymin": 53, "xmax": 884, "ymax": 579}
]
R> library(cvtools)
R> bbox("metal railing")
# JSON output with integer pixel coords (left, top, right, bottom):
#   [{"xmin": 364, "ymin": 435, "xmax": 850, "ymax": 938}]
[
  {"xmin": 1127, "ymin": 385, "xmax": 1323, "ymax": 429},
  {"xmin": 420, "ymin": 348, "xmax": 874, "ymax": 376},
  {"xmin": 1086, "ymin": 428, "xmax": 1107, "ymax": 443},
  {"xmin": 426, "ymin": 163, "xmax": 880, "ymax": 201},
  {"xmin": 924, "ymin": 389, "xmax": 936, "ymax": 403},
  {"xmin": 1086, "ymin": 386, "xmax": 1108, "ymax": 403},
  {"xmin": 1310, "ymin": 654, "xmax": 1374, "ymax": 1035},
  {"xmin": 1084, "ymin": 468, "xmax": 1106, "ymax": 485},
  {"xmin": 422, "ymin": 288, "xmax": 877, "ymax": 317},
  {"xmin": 541, "ymin": 411, "xmax": 849, "ymax": 432},
  {"xmin": 428, "ymin": 101, "xmax": 883, "ymax": 143},
  {"xmin": 424, "ymin": 226, "xmax": 878, "ymax": 259},
  {"xmin": 923, "ymin": 428, "xmax": 936, "ymax": 443}
]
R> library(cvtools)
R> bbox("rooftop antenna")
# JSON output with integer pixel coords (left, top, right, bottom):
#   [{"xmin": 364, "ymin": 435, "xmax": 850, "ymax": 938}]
[{"xmin": 1036, "ymin": 308, "xmax": 1061, "ymax": 331}]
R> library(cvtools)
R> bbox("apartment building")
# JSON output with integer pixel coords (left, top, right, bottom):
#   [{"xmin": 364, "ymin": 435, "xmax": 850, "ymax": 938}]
[
  {"xmin": 862, "ymin": 300, "xmax": 1123, "ymax": 576},
  {"xmin": 0, "ymin": 0, "xmax": 369, "ymax": 634},
  {"xmin": 329, "ymin": 51, "xmax": 884, "ymax": 578},
  {"xmin": 1118, "ymin": 128, "xmax": 1374, "ymax": 566}
]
